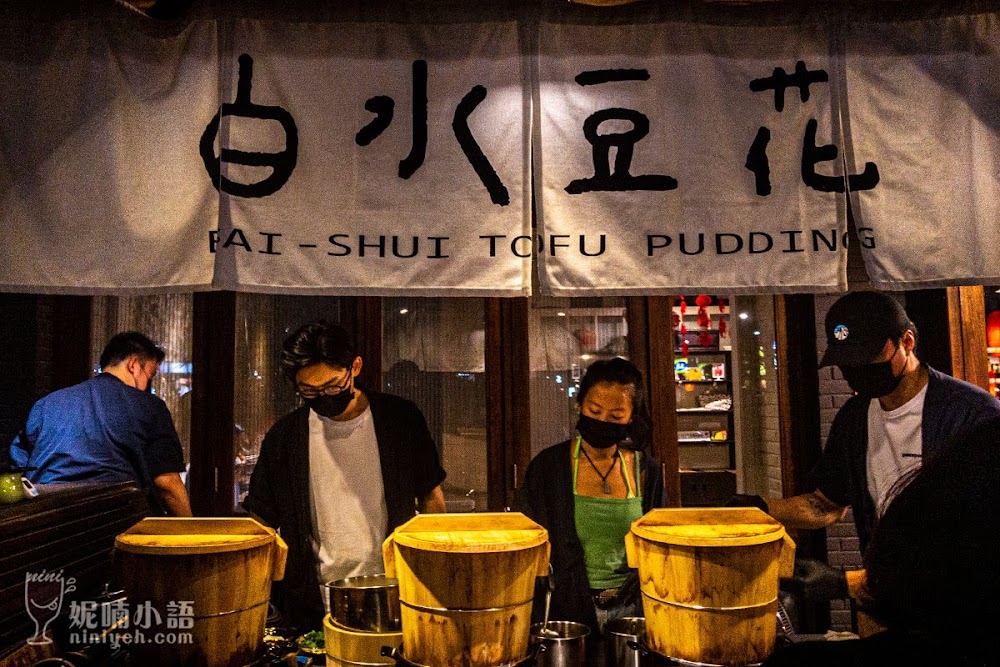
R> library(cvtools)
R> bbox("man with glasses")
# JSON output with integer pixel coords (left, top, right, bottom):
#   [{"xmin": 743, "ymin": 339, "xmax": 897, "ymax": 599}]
[
  {"xmin": 244, "ymin": 320, "xmax": 446, "ymax": 631},
  {"xmin": 9, "ymin": 331, "xmax": 191, "ymax": 517}
]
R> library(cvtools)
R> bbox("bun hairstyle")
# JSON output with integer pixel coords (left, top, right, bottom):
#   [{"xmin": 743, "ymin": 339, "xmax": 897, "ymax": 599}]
[{"xmin": 577, "ymin": 357, "xmax": 652, "ymax": 451}]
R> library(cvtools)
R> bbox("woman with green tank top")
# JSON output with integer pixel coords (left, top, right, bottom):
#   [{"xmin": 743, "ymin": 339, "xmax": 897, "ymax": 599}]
[{"xmin": 516, "ymin": 358, "xmax": 668, "ymax": 661}]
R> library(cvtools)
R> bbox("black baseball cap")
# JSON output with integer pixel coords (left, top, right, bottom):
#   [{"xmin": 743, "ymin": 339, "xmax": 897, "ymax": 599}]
[{"xmin": 819, "ymin": 292, "xmax": 913, "ymax": 368}]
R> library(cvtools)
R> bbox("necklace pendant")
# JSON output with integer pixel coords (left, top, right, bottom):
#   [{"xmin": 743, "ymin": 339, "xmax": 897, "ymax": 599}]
[{"xmin": 602, "ymin": 480, "xmax": 612, "ymax": 494}]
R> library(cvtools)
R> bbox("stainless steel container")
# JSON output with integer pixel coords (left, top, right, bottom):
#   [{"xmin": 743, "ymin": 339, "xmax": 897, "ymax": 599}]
[
  {"xmin": 325, "ymin": 575, "xmax": 401, "ymax": 632},
  {"xmin": 604, "ymin": 617, "xmax": 646, "ymax": 667},
  {"xmin": 531, "ymin": 621, "xmax": 589, "ymax": 667}
]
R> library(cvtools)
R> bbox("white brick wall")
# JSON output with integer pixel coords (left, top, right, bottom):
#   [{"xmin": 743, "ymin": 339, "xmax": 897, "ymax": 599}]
[{"xmin": 815, "ymin": 294, "xmax": 863, "ymax": 632}]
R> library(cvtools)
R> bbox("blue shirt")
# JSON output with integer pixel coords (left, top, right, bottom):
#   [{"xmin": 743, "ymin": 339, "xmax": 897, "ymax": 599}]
[{"xmin": 9, "ymin": 374, "xmax": 185, "ymax": 494}]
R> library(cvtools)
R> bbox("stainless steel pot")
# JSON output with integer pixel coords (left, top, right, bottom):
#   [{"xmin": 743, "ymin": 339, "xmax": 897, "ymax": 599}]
[
  {"xmin": 604, "ymin": 617, "xmax": 646, "ymax": 667},
  {"xmin": 325, "ymin": 575, "xmax": 401, "ymax": 632},
  {"xmin": 531, "ymin": 621, "xmax": 589, "ymax": 667}
]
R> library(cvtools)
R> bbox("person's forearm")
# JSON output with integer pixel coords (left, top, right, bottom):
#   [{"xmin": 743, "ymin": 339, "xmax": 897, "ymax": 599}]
[
  {"xmin": 764, "ymin": 491, "xmax": 847, "ymax": 530},
  {"xmin": 155, "ymin": 473, "xmax": 193, "ymax": 517},
  {"xmin": 417, "ymin": 486, "xmax": 446, "ymax": 513},
  {"xmin": 845, "ymin": 569, "xmax": 868, "ymax": 600}
]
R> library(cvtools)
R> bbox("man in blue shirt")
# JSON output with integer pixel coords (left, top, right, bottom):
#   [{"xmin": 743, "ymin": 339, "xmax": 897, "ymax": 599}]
[{"xmin": 10, "ymin": 331, "xmax": 191, "ymax": 516}]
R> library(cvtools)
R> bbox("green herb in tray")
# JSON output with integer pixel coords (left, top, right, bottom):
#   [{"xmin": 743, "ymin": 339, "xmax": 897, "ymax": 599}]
[{"xmin": 298, "ymin": 629, "xmax": 325, "ymax": 652}]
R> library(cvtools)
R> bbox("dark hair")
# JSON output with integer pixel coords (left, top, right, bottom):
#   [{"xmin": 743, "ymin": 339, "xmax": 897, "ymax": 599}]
[
  {"xmin": 99, "ymin": 331, "xmax": 165, "ymax": 369},
  {"xmin": 862, "ymin": 417, "xmax": 1000, "ymax": 655},
  {"xmin": 280, "ymin": 320, "xmax": 358, "ymax": 382},
  {"xmin": 577, "ymin": 357, "xmax": 652, "ymax": 450}
]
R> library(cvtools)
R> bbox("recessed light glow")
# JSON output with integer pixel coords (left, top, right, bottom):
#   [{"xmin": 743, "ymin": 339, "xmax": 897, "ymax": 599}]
[
  {"xmin": 739, "ymin": 312, "xmax": 750, "ymax": 320},
  {"xmin": 399, "ymin": 308, "xmax": 409, "ymax": 315}
]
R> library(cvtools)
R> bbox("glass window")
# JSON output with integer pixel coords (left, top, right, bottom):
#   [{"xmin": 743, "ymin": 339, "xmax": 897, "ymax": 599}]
[
  {"xmin": 91, "ymin": 295, "xmax": 193, "ymax": 464},
  {"xmin": 233, "ymin": 294, "xmax": 342, "ymax": 511},
  {"xmin": 382, "ymin": 297, "xmax": 487, "ymax": 512},
  {"xmin": 528, "ymin": 297, "xmax": 628, "ymax": 458},
  {"xmin": 985, "ymin": 287, "xmax": 1000, "ymax": 400},
  {"xmin": 731, "ymin": 295, "xmax": 782, "ymax": 499}
]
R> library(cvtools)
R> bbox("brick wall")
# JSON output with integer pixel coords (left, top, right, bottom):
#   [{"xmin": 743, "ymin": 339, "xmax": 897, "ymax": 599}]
[{"xmin": 815, "ymin": 294, "xmax": 864, "ymax": 632}]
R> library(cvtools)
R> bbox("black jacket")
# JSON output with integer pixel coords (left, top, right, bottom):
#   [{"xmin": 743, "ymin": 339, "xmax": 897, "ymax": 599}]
[
  {"xmin": 515, "ymin": 440, "xmax": 667, "ymax": 632},
  {"xmin": 809, "ymin": 366, "xmax": 1000, "ymax": 550},
  {"xmin": 243, "ymin": 391, "xmax": 446, "ymax": 630}
]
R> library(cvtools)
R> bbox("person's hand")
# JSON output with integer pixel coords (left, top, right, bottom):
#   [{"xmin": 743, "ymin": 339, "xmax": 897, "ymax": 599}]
[
  {"xmin": 780, "ymin": 558, "xmax": 849, "ymax": 601},
  {"xmin": 724, "ymin": 493, "xmax": 769, "ymax": 513},
  {"xmin": 616, "ymin": 567, "xmax": 640, "ymax": 606}
]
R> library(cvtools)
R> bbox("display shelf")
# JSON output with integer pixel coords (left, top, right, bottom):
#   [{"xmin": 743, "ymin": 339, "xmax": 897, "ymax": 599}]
[
  {"xmin": 679, "ymin": 438, "xmax": 734, "ymax": 444},
  {"xmin": 673, "ymin": 340, "xmax": 735, "ymax": 508}
]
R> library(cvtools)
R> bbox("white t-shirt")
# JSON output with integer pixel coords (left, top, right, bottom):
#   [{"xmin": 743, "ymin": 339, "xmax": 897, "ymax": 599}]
[
  {"xmin": 866, "ymin": 384, "xmax": 928, "ymax": 517},
  {"xmin": 307, "ymin": 405, "xmax": 388, "ymax": 613}
]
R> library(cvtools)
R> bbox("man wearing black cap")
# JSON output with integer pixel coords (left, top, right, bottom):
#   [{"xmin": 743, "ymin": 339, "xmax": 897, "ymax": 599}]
[{"xmin": 734, "ymin": 291, "xmax": 1000, "ymax": 600}]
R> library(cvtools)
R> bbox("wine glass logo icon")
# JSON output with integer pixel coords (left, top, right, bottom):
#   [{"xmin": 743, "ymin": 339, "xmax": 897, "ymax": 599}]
[{"xmin": 24, "ymin": 570, "xmax": 76, "ymax": 645}]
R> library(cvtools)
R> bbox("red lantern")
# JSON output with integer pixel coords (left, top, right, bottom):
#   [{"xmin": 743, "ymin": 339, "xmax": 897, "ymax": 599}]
[
  {"xmin": 695, "ymin": 294, "xmax": 712, "ymax": 308},
  {"xmin": 988, "ymin": 310, "xmax": 1000, "ymax": 348},
  {"xmin": 679, "ymin": 295, "xmax": 687, "ymax": 316},
  {"xmin": 718, "ymin": 298, "xmax": 727, "ymax": 314},
  {"xmin": 698, "ymin": 330, "xmax": 714, "ymax": 348},
  {"xmin": 681, "ymin": 340, "xmax": 690, "ymax": 356},
  {"xmin": 719, "ymin": 318, "xmax": 728, "ymax": 339}
]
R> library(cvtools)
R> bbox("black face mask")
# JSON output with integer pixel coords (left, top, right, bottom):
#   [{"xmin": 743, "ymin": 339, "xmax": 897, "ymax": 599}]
[
  {"xmin": 839, "ymin": 348, "xmax": 904, "ymax": 398},
  {"xmin": 576, "ymin": 414, "xmax": 630, "ymax": 449},
  {"xmin": 305, "ymin": 386, "xmax": 356, "ymax": 418}
]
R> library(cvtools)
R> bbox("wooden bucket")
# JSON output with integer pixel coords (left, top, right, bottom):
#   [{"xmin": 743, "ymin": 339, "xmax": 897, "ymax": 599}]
[
  {"xmin": 114, "ymin": 518, "xmax": 287, "ymax": 667},
  {"xmin": 323, "ymin": 614, "xmax": 399, "ymax": 666},
  {"xmin": 625, "ymin": 508, "xmax": 794, "ymax": 666},
  {"xmin": 382, "ymin": 513, "xmax": 550, "ymax": 667}
]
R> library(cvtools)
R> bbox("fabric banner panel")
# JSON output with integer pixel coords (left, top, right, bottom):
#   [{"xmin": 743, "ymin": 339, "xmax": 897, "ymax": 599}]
[
  {"xmin": 0, "ymin": 18, "xmax": 219, "ymax": 294},
  {"xmin": 842, "ymin": 12, "xmax": 1000, "ymax": 289},
  {"xmin": 210, "ymin": 20, "xmax": 530, "ymax": 296},
  {"xmin": 536, "ymin": 19, "xmax": 850, "ymax": 295}
]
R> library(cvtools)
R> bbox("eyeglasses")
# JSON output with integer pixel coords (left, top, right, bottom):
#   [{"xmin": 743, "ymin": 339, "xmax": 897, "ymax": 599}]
[{"xmin": 296, "ymin": 375, "xmax": 352, "ymax": 399}]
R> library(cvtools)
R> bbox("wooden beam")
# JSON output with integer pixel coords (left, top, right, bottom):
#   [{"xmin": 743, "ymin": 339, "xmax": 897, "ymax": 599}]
[
  {"xmin": 190, "ymin": 292, "xmax": 237, "ymax": 517},
  {"xmin": 628, "ymin": 296, "xmax": 679, "ymax": 506},
  {"xmin": 484, "ymin": 297, "xmax": 531, "ymax": 511},
  {"xmin": 774, "ymin": 293, "xmax": 828, "ymax": 633},
  {"xmin": 947, "ymin": 286, "xmax": 989, "ymax": 391},
  {"xmin": 774, "ymin": 294, "xmax": 823, "ymax": 499},
  {"xmin": 48, "ymin": 296, "xmax": 93, "ymax": 391}
]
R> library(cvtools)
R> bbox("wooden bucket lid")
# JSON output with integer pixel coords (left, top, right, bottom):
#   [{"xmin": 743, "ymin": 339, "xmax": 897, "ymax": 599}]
[
  {"xmin": 389, "ymin": 512, "xmax": 548, "ymax": 552},
  {"xmin": 115, "ymin": 517, "xmax": 277, "ymax": 555},
  {"xmin": 630, "ymin": 508, "xmax": 786, "ymax": 547}
]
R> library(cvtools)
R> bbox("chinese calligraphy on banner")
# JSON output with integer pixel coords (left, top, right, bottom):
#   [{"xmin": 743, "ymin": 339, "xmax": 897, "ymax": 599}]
[
  {"xmin": 209, "ymin": 20, "xmax": 530, "ymax": 295},
  {"xmin": 1, "ymin": 9, "xmax": 999, "ymax": 296},
  {"xmin": 535, "ymin": 18, "xmax": 871, "ymax": 295}
]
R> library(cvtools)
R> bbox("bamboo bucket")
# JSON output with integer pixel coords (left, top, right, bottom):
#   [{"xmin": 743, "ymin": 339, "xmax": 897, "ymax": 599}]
[
  {"xmin": 625, "ymin": 508, "xmax": 795, "ymax": 666},
  {"xmin": 114, "ymin": 517, "xmax": 287, "ymax": 667},
  {"xmin": 323, "ymin": 614, "xmax": 399, "ymax": 666},
  {"xmin": 382, "ymin": 512, "xmax": 550, "ymax": 667}
]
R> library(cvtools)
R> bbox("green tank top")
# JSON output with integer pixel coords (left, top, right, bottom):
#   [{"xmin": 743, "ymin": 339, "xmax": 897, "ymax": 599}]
[{"xmin": 572, "ymin": 436, "xmax": 644, "ymax": 590}]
